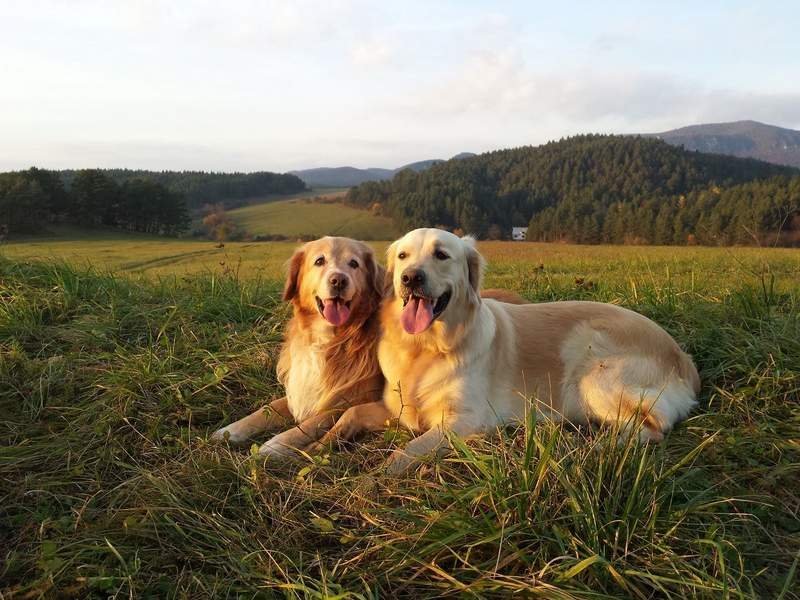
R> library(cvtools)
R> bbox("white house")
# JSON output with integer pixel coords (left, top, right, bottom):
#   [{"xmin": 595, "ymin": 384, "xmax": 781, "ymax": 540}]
[{"xmin": 512, "ymin": 227, "xmax": 528, "ymax": 241}]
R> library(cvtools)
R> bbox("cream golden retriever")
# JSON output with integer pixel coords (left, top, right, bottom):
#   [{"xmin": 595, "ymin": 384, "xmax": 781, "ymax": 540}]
[
  {"xmin": 313, "ymin": 228, "xmax": 700, "ymax": 473},
  {"xmin": 212, "ymin": 236, "xmax": 384, "ymax": 456}
]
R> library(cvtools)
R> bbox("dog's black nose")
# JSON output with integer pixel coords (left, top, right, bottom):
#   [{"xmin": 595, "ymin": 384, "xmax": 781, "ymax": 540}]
[
  {"xmin": 328, "ymin": 272, "xmax": 348, "ymax": 290},
  {"xmin": 401, "ymin": 268, "xmax": 425, "ymax": 287}
]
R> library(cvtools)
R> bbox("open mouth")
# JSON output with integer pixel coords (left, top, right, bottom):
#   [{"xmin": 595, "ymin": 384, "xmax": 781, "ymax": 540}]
[
  {"xmin": 400, "ymin": 289, "xmax": 451, "ymax": 334},
  {"xmin": 315, "ymin": 295, "xmax": 352, "ymax": 326}
]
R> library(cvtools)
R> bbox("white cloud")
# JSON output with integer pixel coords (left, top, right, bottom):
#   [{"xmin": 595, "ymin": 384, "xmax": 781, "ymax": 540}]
[
  {"xmin": 389, "ymin": 49, "xmax": 800, "ymax": 134},
  {"xmin": 0, "ymin": 0, "xmax": 363, "ymax": 49},
  {"xmin": 350, "ymin": 38, "xmax": 393, "ymax": 68},
  {"xmin": 1, "ymin": 2, "xmax": 799, "ymax": 171}
]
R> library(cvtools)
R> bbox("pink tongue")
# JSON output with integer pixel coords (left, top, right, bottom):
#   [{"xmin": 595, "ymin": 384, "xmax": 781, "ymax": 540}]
[
  {"xmin": 322, "ymin": 299, "xmax": 351, "ymax": 326},
  {"xmin": 400, "ymin": 297, "xmax": 435, "ymax": 334}
]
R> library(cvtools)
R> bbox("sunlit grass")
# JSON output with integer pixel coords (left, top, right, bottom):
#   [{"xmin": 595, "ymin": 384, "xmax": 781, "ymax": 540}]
[
  {"xmin": 227, "ymin": 197, "xmax": 401, "ymax": 240},
  {"xmin": 3, "ymin": 232, "xmax": 799, "ymax": 289},
  {"xmin": 1, "ymin": 247, "xmax": 798, "ymax": 598}
]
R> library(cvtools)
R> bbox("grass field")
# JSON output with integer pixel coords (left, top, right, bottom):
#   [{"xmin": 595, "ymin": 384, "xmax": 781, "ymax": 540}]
[
  {"xmin": 4, "ymin": 230, "xmax": 800, "ymax": 286},
  {"xmin": 225, "ymin": 195, "xmax": 401, "ymax": 240},
  {"xmin": 1, "ymin": 239, "xmax": 799, "ymax": 598},
  {"xmin": 225, "ymin": 187, "xmax": 348, "ymax": 208}
]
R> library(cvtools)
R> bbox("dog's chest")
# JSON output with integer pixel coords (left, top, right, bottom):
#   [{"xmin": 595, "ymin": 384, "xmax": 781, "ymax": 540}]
[
  {"xmin": 284, "ymin": 344, "xmax": 327, "ymax": 422},
  {"xmin": 380, "ymin": 344, "xmax": 460, "ymax": 427}
]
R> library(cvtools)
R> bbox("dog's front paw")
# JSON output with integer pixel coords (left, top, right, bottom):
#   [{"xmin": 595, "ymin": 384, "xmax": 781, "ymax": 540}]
[
  {"xmin": 304, "ymin": 440, "xmax": 329, "ymax": 456},
  {"xmin": 384, "ymin": 448, "xmax": 416, "ymax": 475},
  {"xmin": 210, "ymin": 425, "xmax": 249, "ymax": 445},
  {"xmin": 257, "ymin": 437, "xmax": 299, "ymax": 459}
]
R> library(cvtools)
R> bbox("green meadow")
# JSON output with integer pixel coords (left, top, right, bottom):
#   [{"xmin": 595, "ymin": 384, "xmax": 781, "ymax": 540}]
[
  {"xmin": 226, "ymin": 196, "xmax": 402, "ymax": 241},
  {"xmin": 1, "ymin": 237, "xmax": 799, "ymax": 598},
  {"xmin": 4, "ymin": 230, "xmax": 799, "ymax": 286}
]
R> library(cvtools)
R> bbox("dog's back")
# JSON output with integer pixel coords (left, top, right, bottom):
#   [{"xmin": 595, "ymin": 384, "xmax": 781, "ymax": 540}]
[{"xmin": 499, "ymin": 300, "xmax": 699, "ymax": 439}]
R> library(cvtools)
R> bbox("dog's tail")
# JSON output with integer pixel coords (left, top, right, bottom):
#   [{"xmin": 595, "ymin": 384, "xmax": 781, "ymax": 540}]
[
  {"xmin": 580, "ymin": 354, "xmax": 699, "ymax": 441},
  {"xmin": 623, "ymin": 380, "xmax": 697, "ymax": 441}
]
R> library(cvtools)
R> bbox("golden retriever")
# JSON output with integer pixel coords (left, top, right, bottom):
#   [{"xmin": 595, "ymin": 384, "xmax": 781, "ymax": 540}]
[
  {"xmin": 212, "ymin": 236, "xmax": 384, "ymax": 456},
  {"xmin": 313, "ymin": 228, "xmax": 700, "ymax": 473}
]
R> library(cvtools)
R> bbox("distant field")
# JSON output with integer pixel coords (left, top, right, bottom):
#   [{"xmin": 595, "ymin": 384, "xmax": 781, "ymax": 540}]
[
  {"xmin": 222, "ymin": 186, "xmax": 347, "ymax": 209},
  {"xmin": 2, "ymin": 231, "xmax": 297, "ymax": 278},
  {"xmin": 225, "ymin": 195, "xmax": 401, "ymax": 240},
  {"xmin": 3, "ymin": 232, "xmax": 799, "ymax": 291}
]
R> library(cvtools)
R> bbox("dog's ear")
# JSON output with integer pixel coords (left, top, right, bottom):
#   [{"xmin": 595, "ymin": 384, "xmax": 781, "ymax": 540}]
[
  {"xmin": 362, "ymin": 244, "xmax": 385, "ymax": 300},
  {"xmin": 282, "ymin": 248, "xmax": 305, "ymax": 301},
  {"xmin": 461, "ymin": 235, "xmax": 485, "ymax": 295},
  {"xmin": 384, "ymin": 240, "xmax": 399, "ymax": 297}
]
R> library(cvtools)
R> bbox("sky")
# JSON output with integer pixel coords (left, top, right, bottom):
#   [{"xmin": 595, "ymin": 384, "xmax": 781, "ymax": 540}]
[{"xmin": 2, "ymin": 0, "xmax": 799, "ymax": 172}]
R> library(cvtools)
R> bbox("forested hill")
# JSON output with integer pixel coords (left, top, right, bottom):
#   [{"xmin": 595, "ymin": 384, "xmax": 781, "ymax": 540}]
[
  {"xmin": 59, "ymin": 169, "xmax": 306, "ymax": 209},
  {"xmin": 346, "ymin": 135, "xmax": 800, "ymax": 245},
  {"xmin": 1, "ymin": 168, "xmax": 307, "ymax": 237}
]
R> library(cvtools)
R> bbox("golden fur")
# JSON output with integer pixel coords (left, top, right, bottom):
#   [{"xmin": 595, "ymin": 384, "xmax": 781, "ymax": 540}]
[
  {"xmin": 212, "ymin": 237, "xmax": 384, "ymax": 456},
  {"xmin": 277, "ymin": 240, "xmax": 383, "ymax": 417},
  {"xmin": 314, "ymin": 228, "xmax": 700, "ymax": 473},
  {"xmin": 479, "ymin": 288, "xmax": 528, "ymax": 304}
]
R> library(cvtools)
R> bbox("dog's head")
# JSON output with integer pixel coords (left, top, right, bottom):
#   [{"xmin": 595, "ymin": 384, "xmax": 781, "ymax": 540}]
[
  {"xmin": 385, "ymin": 228, "xmax": 484, "ymax": 335},
  {"xmin": 283, "ymin": 236, "xmax": 383, "ymax": 327}
]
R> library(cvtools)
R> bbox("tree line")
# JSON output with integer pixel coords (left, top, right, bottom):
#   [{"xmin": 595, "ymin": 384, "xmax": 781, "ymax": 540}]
[
  {"xmin": 1, "ymin": 166, "xmax": 308, "ymax": 237},
  {"xmin": 0, "ymin": 168, "xmax": 190, "ymax": 235},
  {"xmin": 346, "ymin": 135, "xmax": 800, "ymax": 245},
  {"xmin": 59, "ymin": 169, "xmax": 307, "ymax": 209}
]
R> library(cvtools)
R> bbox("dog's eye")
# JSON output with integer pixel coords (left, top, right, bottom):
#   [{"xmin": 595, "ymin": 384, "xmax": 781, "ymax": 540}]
[
  {"xmin": 348, "ymin": 259, "xmax": 359, "ymax": 269},
  {"xmin": 434, "ymin": 250, "xmax": 449, "ymax": 260},
  {"xmin": 314, "ymin": 256, "xmax": 325, "ymax": 266},
  {"xmin": 397, "ymin": 252, "xmax": 407, "ymax": 260}
]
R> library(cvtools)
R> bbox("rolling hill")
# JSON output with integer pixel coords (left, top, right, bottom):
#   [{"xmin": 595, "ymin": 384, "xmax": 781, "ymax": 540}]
[
  {"xmin": 649, "ymin": 120, "xmax": 800, "ymax": 168},
  {"xmin": 225, "ymin": 196, "xmax": 401, "ymax": 240},
  {"xmin": 291, "ymin": 152, "xmax": 476, "ymax": 187},
  {"xmin": 347, "ymin": 134, "xmax": 800, "ymax": 245},
  {"xmin": 287, "ymin": 166, "xmax": 394, "ymax": 188}
]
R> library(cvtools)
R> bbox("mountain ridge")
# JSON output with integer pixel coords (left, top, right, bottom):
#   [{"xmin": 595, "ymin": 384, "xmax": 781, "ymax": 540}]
[
  {"xmin": 646, "ymin": 120, "xmax": 800, "ymax": 168},
  {"xmin": 295, "ymin": 120, "xmax": 800, "ymax": 188},
  {"xmin": 291, "ymin": 152, "xmax": 476, "ymax": 187}
]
